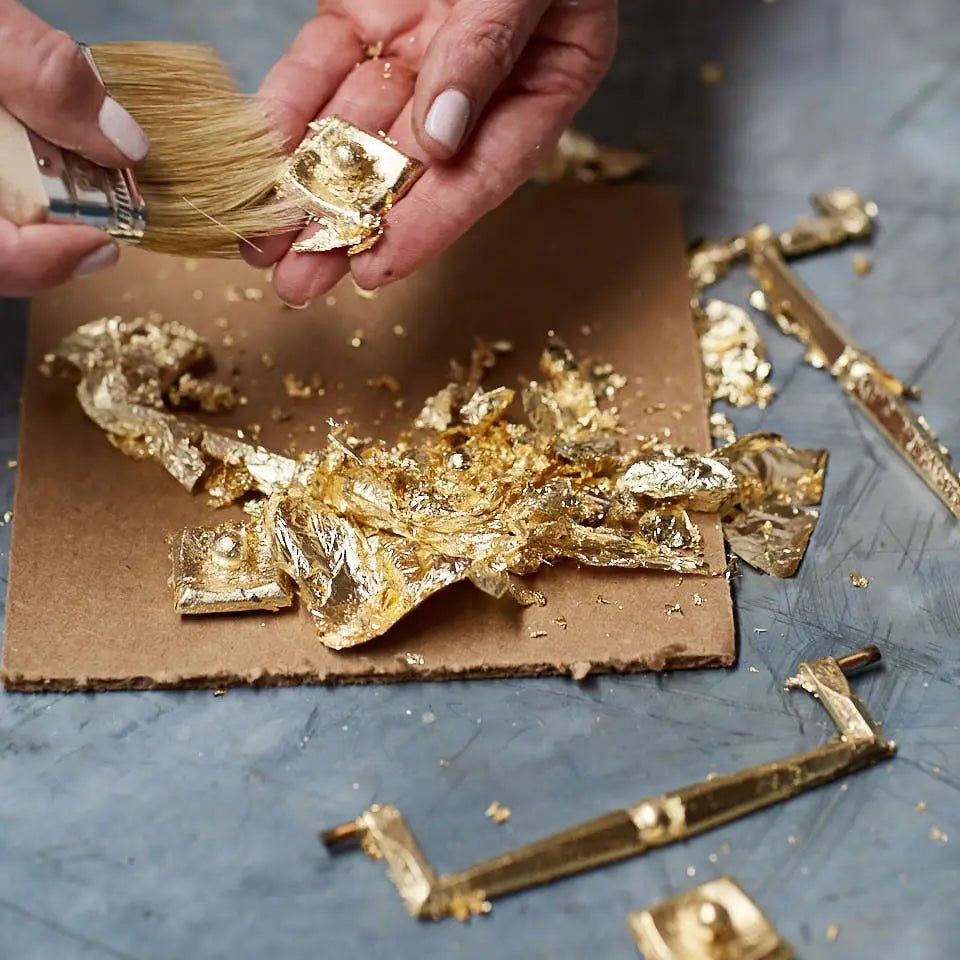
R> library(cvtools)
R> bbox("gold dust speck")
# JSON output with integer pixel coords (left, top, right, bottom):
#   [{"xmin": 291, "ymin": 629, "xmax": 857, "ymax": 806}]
[
  {"xmin": 184, "ymin": 258, "xmax": 198, "ymax": 272},
  {"xmin": 664, "ymin": 602, "xmax": 683, "ymax": 616},
  {"xmin": 553, "ymin": 616, "xmax": 568, "ymax": 630},
  {"xmin": 596, "ymin": 596, "xmax": 611, "ymax": 605},
  {"xmin": 393, "ymin": 324, "xmax": 407, "ymax": 337},
  {"xmin": 1, "ymin": 510, "xmax": 12, "ymax": 524},
  {"xmin": 747, "ymin": 665, "xmax": 760, "ymax": 673},
  {"xmin": 192, "ymin": 289, "xmax": 204, "ymax": 301},
  {"xmin": 260, "ymin": 352, "xmax": 276, "ymax": 370},
  {"xmin": 364, "ymin": 40, "xmax": 383, "ymax": 59},
  {"xmin": 692, "ymin": 593, "xmax": 704, "ymax": 606},
  {"xmin": 850, "ymin": 569, "xmax": 870, "ymax": 588},
  {"xmin": 529, "ymin": 630, "xmax": 548, "ymax": 639},
  {"xmin": 930, "ymin": 826, "xmax": 948, "ymax": 842},
  {"xmin": 685, "ymin": 865, "xmax": 696, "ymax": 877},
  {"xmin": 6, "ymin": 459, "xmax": 16, "ymax": 469},
  {"xmin": 916, "ymin": 800, "xmax": 927, "ymax": 812},
  {"xmin": 368, "ymin": 375, "xmax": 400, "ymax": 393},
  {"xmin": 404, "ymin": 652, "xmax": 425, "ymax": 666},
  {"xmin": 826, "ymin": 924, "xmax": 840, "ymax": 943},
  {"xmin": 213, "ymin": 688, "xmax": 226, "ymax": 697},
  {"xmin": 350, "ymin": 329, "xmax": 365, "ymax": 348},
  {"xmin": 326, "ymin": 295, "xmax": 337, "ymax": 307},
  {"xmin": 852, "ymin": 254, "xmax": 872, "ymax": 276},
  {"xmin": 486, "ymin": 801, "xmax": 512, "ymax": 825},
  {"xmin": 700, "ymin": 61, "xmax": 725, "ymax": 84}
]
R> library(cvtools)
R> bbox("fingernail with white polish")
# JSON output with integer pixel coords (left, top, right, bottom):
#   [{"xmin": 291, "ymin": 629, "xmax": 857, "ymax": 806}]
[
  {"xmin": 99, "ymin": 97, "xmax": 151, "ymax": 162},
  {"xmin": 425, "ymin": 88, "xmax": 471, "ymax": 153},
  {"xmin": 71, "ymin": 244, "xmax": 119, "ymax": 278}
]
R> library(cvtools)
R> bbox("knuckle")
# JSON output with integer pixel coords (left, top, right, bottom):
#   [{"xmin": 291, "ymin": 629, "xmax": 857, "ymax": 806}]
[
  {"xmin": 33, "ymin": 30, "xmax": 91, "ymax": 110},
  {"xmin": 466, "ymin": 16, "xmax": 519, "ymax": 80}
]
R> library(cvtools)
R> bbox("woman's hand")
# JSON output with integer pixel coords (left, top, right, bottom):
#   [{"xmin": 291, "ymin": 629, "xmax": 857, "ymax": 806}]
[
  {"xmin": 0, "ymin": 0, "xmax": 149, "ymax": 297},
  {"xmin": 250, "ymin": 0, "xmax": 618, "ymax": 306}
]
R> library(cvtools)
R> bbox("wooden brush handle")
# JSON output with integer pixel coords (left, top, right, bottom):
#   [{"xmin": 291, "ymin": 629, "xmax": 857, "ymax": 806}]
[{"xmin": 0, "ymin": 104, "xmax": 48, "ymax": 224}]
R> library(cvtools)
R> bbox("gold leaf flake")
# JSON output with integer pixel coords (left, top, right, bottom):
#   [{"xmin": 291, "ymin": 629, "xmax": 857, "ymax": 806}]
[
  {"xmin": 485, "ymin": 801, "xmax": 512, "ymax": 825},
  {"xmin": 850, "ymin": 569, "xmax": 870, "ymax": 588}
]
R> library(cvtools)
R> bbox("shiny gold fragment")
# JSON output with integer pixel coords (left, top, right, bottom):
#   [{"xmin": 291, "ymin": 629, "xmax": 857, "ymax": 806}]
[
  {"xmin": 709, "ymin": 411, "xmax": 737, "ymax": 445},
  {"xmin": 531, "ymin": 129, "xmax": 648, "ymax": 184},
  {"xmin": 321, "ymin": 649, "xmax": 894, "ymax": 920},
  {"xmin": 850, "ymin": 570, "xmax": 869, "ymax": 588},
  {"xmin": 485, "ymin": 801, "xmax": 512, "ymax": 825},
  {"xmin": 628, "ymin": 876, "xmax": 794, "ymax": 960},
  {"xmin": 168, "ymin": 372, "xmax": 239, "ymax": 413},
  {"xmin": 695, "ymin": 299, "xmax": 774, "ymax": 408},
  {"xmin": 699, "ymin": 61, "xmax": 725, "ymax": 85},
  {"xmin": 171, "ymin": 520, "xmax": 293, "ymax": 614},
  {"xmin": 716, "ymin": 432, "xmax": 827, "ymax": 577},
  {"xmin": 277, "ymin": 116, "xmax": 424, "ymax": 255}
]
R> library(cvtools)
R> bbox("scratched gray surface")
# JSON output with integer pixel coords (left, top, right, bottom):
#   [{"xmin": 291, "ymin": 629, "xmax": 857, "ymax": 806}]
[{"xmin": 1, "ymin": 2, "xmax": 958, "ymax": 958}]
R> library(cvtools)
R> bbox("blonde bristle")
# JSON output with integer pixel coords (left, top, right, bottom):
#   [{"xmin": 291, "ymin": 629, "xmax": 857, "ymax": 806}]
[{"xmin": 90, "ymin": 42, "xmax": 304, "ymax": 258}]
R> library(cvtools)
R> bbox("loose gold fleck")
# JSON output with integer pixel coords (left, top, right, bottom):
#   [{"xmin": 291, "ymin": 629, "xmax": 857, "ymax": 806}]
[
  {"xmin": 486, "ymin": 801, "xmax": 512, "ymax": 825},
  {"xmin": 350, "ymin": 329, "xmax": 365, "ymax": 348},
  {"xmin": 215, "ymin": 316, "xmax": 230, "ymax": 330},
  {"xmin": 700, "ymin": 61, "xmax": 725, "ymax": 84},
  {"xmin": 747, "ymin": 665, "xmax": 760, "ymax": 673},
  {"xmin": 6, "ymin": 459, "xmax": 16, "ymax": 469},
  {"xmin": 393, "ymin": 324, "xmax": 407, "ymax": 337},
  {"xmin": 325, "ymin": 295, "xmax": 337, "ymax": 307},
  {"xmin": 529, "ymin": 630, "xmax": 548, "ymax": 639},
  {"xmin": 364, "ymin": 40, "xmax": 383, "ymax": 59},
  {"xmin": 916, "ymin": 800, "xmax": 927, "ymax": 812},
  {"xmin": 383, "ymin": 61, "xmax": 393, "ymax": 79},
  {"xmin": 404, "ymin": 652, "xmax": 425, "ymax": 666},
  {"xmin": 596, "ymin": 596, "xmax": 611, "ymax": 605},
  {"xmin": 260, "ymin": 352, "xmax": 275, "ymax": 370},
  {"xmin": 213, "ymin": 687, "xmax": 225, "ymax": 697},
  {"xmin": 664, "ymin": 602, "xmax": 683, "ymax": 616},
  {"xmin": 720, "ymin": 842, "xmax": 731, "ymax": 855},
  {"xmin": 692, "ymin": 593, "xmax": 704, "ymax": 606},
  {"xmin": 283, "ymin": 373, "xmax": 325, "ymax": 399},
  {"xmin": 686, "ymin": 865, "xmax": 696, "ymax": 877},
  {"xmin": 184, "ymin": 258, "xmax": 198, "ymax": 272},
  {"xmin": 192, "ymin": 289, "xmax": 204, "ymax": 301},
  {"xmin": 553, "ymin": 616, "xmax": 568, "ymax": 630},
  {"xmin": 930, "ymin": 826, "xmax": 948, "ymax": 842},
  {"xmin": 850, "ymin": 569, "xmax": 870, "ymax": 588},
  {"xmin": 580, "ymin": 324, "xmax": 592, "ymax": 336},
  {"xmin": 367, "ymin": 375, "xmax": 400, "ymax": 393},
  {"xmin": 852, "ymin": 254, "xmax": 872, "ymax": 276},
  {"xmin": 788, "ymin": 834, "xmax": 797, "ymax": 845},
  {"xmin": 825, "ymin": 924, "xmax": 840, "ymax": 943},
  {"xmin": 244, "ymin": 287, "xmax": 264, "ymax": 302},
  {"xmin": 1, "ymin": 510, "xmax": 11, "ymax": 524}
]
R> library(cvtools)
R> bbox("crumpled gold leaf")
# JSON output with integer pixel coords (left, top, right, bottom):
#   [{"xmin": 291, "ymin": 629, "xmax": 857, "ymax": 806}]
[
  {"xmin": 47, "ymin": 315, "xmax": 301, "ymax": 502},
  {"xmin": 51, "ymin": 314, "xmax": 825, "ymax": 639},
  {"xmin": 277, "ymin": 116, "xmax": 424, "ymax": 256},
  {"xmin": 171, "ymin": 519, "xmax": 293, "ymax": 614},
  {"xmin": 695, "ymin": 298, "xmax": 774, "ymax": 408},
  {"xmin": 715, "ymin": 433, "xmax": 828, "ymax": 577}
]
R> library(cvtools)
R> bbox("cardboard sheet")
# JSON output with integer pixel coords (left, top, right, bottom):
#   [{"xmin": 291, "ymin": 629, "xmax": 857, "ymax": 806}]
[{"xmin": 2, "ymin": 185, "xmax": 734, "ymax": 690}]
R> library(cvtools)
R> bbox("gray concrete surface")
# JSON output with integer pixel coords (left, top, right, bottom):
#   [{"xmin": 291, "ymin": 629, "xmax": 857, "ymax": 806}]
[{"xmin": 2, "ymin": 2, "xmax": 958, "ymax": 958}]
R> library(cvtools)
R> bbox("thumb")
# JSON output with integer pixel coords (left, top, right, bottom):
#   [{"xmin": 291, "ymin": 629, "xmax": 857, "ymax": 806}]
[
  {"xmin": 412, "ymin": 0, "xmax": 551, "ymax": 159},
  {"xmin": 0, "ymin": 0, "xmax": 149, "ymax": 166}
]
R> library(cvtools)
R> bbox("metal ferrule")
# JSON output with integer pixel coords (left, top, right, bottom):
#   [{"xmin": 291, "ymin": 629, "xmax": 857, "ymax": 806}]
[{"xmin": 28, "ymin": 43, "xmax": 146, "ymax": 242}]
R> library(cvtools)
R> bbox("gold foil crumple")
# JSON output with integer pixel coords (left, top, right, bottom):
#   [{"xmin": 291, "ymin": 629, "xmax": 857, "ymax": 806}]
[
  {"xmin": 50, "ymin": 316, "xmax": 825, "ymax": 644},
  {"xmin": 276, "ymin": 116, "xmax": 424, "ymax": 255},
  {"xmin": 46, "ymin": 314, "xmax": 302, "ymax": 500},
  {"xmin": 714, "ymin": 433, "xmax": 827, "ymax": 577},
  {"xmin": 695, "ymin": 299, "xmax": 774, "ymax": 408}
]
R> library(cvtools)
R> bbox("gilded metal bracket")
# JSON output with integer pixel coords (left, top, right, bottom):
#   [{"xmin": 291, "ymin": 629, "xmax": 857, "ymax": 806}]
[
  {"xmin": 321, "ymin": 647, "xmax": 895, "ymax": 920},
  {"xmin": 749, "ymin": 245, "xmax": 960, "ymax": 520},
  {"xmin": 628, "ymin": 875, "xmax": 794, "ymax": 960}
]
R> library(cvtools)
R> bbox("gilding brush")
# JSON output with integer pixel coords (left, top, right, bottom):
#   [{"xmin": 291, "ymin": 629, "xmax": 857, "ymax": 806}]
[{"xmin": 0, "ymin": 42, "xmax": 303, "ymax": 258}]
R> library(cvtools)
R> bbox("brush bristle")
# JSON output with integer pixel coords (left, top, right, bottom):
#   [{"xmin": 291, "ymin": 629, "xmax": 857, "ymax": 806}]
[{"xmin": 90, "ymin": 42, "xmax": 304, "ymax": 258}]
